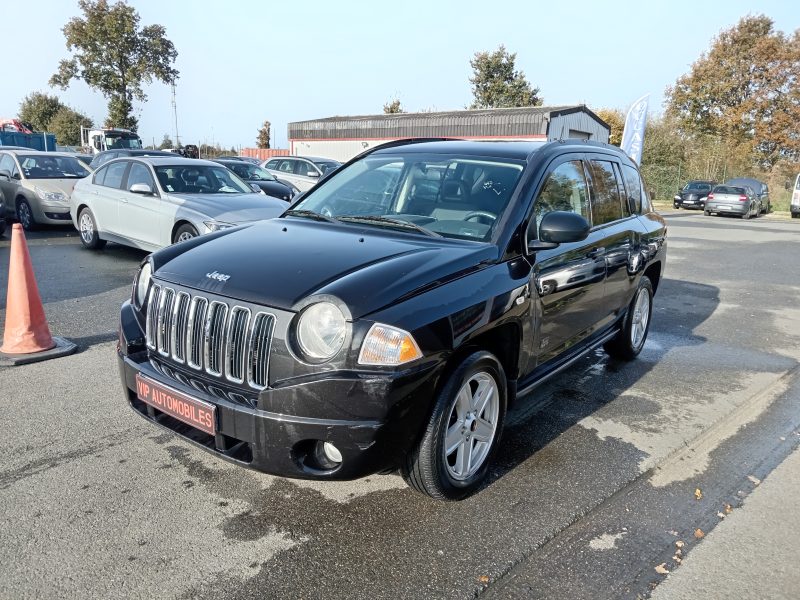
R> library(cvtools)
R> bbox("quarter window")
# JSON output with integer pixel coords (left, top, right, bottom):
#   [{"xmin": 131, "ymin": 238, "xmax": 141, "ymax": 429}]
[
  {"xmin": 587, "ymin": 160, "xmax": 624, "ymax": 226},
  {"xmin": 621, "ymin": 164, "xmax": 643, "ymax": 213},
  {"xmin": 532, "ymin": 160, "xmax": 590, "ymax": 235}
]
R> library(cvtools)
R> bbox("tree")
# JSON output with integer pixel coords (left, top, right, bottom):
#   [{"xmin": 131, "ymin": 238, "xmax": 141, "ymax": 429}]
[
  {"xmin": 48, "ymin": 107, "xmax": 93, "ymax": 146},
  {"xmin": 469, "ymin": 45, "xmax": 541, "ymax": 109},
  {"xmin": 595, "ymin": 108, "xmax": 624, "ymax": 147},
  {"xmin": 49, "ymin": 0, "xmax": 178, "ymax": 132},
  {"xmin": 256, "ymin": 120, "xmax": 271, "ymax": 149},
  {"xmin": 666, "ymin": 15, "xmax": 800, "ymax": 168},
  {"xmin": 383, "ymin": 98, "xmax": 404, "ymax": 114},
  {"xmin": 158, "ymin": 133, "xmax": 174, "ymax": 150},
  {"xmin": 19, "ymin": 92, "xmax": 64, "ymax": 132}
]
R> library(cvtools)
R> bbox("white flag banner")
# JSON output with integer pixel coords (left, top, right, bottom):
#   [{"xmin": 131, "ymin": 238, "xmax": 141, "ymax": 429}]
[{"xmin": 621, "ymin": 94, "xmax": 649, "ymax": 165}]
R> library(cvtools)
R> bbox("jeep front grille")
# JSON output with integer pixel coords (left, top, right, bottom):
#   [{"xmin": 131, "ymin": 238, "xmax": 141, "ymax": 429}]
[{"xmin": 146, "ymin": 284, "xmax": 274, "ymax": 390}]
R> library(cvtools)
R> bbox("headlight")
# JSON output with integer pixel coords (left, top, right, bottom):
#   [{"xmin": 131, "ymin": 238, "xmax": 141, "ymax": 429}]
[
  {"xmin": 358, "ymin": 323, "xmax": 422, "ymax": 366},
  {"xmin": 35, "ymin": 187, "xmax": 66, "ymax": 202},
  {"xmin": 134, "ymin": 260, "xmax": 152, "ymax": 309},
  {"xmin": 296, "ymin": 302, "xmax": 347, "ymax": 361},
  {"xmin": 204, "ymin": 220, "xmax": 235, "ymax": 233},
  {"xmin": 673, "ymin": 195, "xmax": 681, "ymax": 201}
]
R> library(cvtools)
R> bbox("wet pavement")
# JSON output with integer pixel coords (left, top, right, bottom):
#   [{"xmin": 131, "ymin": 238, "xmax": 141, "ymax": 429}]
[{"xmin": 1, "ymin": 212, "xmax": 799, "ymax": 599}]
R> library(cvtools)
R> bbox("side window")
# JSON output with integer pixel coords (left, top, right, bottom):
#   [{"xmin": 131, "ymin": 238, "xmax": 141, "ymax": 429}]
[
  {"xmin": 93, "ymin": 165, "xmax": 107, "ymax": 186},
  {"xmin": 100, "ymin": 161, "xmax": 128, "ymax": 190},
  {"xmin": 0, "ymin": 154, "xmax": 15, "ymax": 176},
  {"xmin": 613, "ymin": 163, "xmax": 631, "ymax": 217},
  {"xmin": 277, "ymin": 159, "xmax": 295, "ymax": 173},
  {"xmin": 639, "ymin": 174, "xmax": 652, "ymax": 213},
  {"xmin": 587, "ymin": 160, "xmax": 624, "ymax": 226},
  {"xmin": 295, "ymin": 160, "xmax": 316, "ymax": 176},
  {"xmin": 532, "ymin": 160, "xmax": 590, "ymax": 235},
  {"xmin": 621, "ymin": 164, "xmax": 643, "ymax": 214},
  {"xmin": 265, "ymin": 160, "xmax": 279, "ymax": 170},
  {"xmin": 127, "ymin": 163, "xmax": 156, "ymax": 191}
]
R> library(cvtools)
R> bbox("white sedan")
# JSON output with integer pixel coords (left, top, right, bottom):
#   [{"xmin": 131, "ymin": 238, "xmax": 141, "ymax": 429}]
[{"xmin": 70, "ymin": 157, "xmax": 289, "ymax": 251}]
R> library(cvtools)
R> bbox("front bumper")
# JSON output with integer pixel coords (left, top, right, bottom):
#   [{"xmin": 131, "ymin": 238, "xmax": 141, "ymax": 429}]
[
  {"xmin": 32, "ymin": 200, "xmax": 71, "ymax": 224},
  {"xmin": 117, "ymin": 301, "xmax": 440, "ymax": 480}
]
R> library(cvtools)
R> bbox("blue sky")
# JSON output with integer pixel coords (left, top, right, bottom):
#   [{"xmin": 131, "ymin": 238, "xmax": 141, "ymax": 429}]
[{"xmin": 3, "ymin": 0, "xmax": 798, "ymax": 149}]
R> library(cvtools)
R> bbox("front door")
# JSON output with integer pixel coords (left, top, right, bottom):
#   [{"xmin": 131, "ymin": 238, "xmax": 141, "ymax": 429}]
[
  {"xmin": 117, "ymin": 161, "xmax": 163, "ymax": 250},
  {"xmin": 529, "ymin": 157, "xmax": 608, "ymax": 363}
]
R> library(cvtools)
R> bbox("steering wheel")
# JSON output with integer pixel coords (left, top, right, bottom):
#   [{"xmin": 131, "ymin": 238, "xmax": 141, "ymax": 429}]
[{"xmin": 463, "ymin": 211, "xmax": 497, "ymax": 225}]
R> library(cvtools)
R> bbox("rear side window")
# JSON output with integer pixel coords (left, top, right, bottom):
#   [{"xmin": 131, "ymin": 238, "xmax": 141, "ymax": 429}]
[
  {"xmin": 532, "ymin": 160, "xmax": 590, "ymax": 235},
  {"xmin": 265, "ymin": 159, "xmax": 279, "ymax": 170},
  {"xmin": 99, "ymin": 161, "xmax": 128, "ymax": 190},
  {"xmin": 587, "ymin": 160, "xmax": 624, "ymax": 226},
  {"xmin": 621, "ymin": 164, "xmax": 643, "ymax": 213}
]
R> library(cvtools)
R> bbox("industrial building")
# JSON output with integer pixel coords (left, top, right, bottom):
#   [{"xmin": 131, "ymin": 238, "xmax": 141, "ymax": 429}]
[{"xmin": 288, "ymin": 105, "xmax": 610, "ymax": 162}]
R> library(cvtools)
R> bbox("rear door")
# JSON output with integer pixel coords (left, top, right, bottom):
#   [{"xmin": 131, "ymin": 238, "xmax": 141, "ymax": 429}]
[
  {"xmin": 90, "ymin": 160, "xmax": 130, "ymax": 235},
  {"xmin": 0, "ymin": 153, "xmax": 19, "ymax": 213},
  {"xmin": 529, "ymin": 155, "xmax": 609, "ymax": 362},
  {"xmin": 117, "ymin": 161, "xmax": 163, "ymax": 249},
  {"xmin": 585, "ymin": 156, "xmax": 638, "ymax": 325}
]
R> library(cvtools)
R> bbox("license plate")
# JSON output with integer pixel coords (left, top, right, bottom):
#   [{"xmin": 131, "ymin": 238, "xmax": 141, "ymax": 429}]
[
  {"xmin": 684, "ymin": 200, "xmax": 694, "ymax": 204},
  {"xmin": 717, "ymin": 205, "xmax": 731, "ymax": 210},
  {"xmin": 135, "ymin": 373, "xmax": 217, "ymax": 435}
]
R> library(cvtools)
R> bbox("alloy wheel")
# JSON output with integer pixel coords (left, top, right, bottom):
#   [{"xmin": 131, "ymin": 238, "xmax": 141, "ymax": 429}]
[
  {"xmin": 177, "ymin": 231, "xmax": 195, "ymax": 242},
  {"xmin": 79, "ymin": 212, "xmax": 94, "ymax": 244},
  {"xmin": 630, "ymin": 287, "xmax": 651, "ymax": 349},
  {"xmin": 443, "ymin": 371, "xmax": 500, "ymax": 481},
  {"xmin": 18, "ymin": 202, "xmax": 31, "ymax": 228}
]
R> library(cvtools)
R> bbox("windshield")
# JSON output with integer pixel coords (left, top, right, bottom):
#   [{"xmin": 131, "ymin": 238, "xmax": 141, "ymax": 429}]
[
  {"xmin": 154, "ymin": 165, "xmax": 255, "ymax": 194},
  {"xmin": 683, "ymin": 182, "xmax": 711, "ymax": 193},
  {"xmin": 19, "ymin": 154, "xmax": 90, "ymax": 179},
  {"xmin": 227, "ymin": 162, "xmax": 276, "ymax": 181},
  {"xmin": 105, "ymin": 134, "xmax": 142, "ymax": 150},
  {"xmin": 713, "ymin": 185, "xmax": 745, "ymax": 195},
  {"xmin": 291, "ymin": 153, "xmax": 525, "ymax": 241},
  {"xmin": 313, "ymin": 160, "xmax": 341, "ymax": 175}
]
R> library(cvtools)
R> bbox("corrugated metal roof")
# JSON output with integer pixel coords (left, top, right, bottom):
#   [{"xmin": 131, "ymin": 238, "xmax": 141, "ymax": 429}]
[{"xmin": 288, "ymin": 105, "xmax": 607, "ymax": 140}]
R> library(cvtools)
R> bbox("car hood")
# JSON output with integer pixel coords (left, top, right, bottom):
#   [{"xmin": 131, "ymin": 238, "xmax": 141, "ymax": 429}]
[
  {"xmin": 155, "ymin": 218, "xmax": 497, "ymax": 318},
  {"xmin": 165, "ymin": 192, "xmax": 288, "ymax": 223},
  {"xmin": 23, "ymin": 179, "xmax": 80, "ymax": 196}
]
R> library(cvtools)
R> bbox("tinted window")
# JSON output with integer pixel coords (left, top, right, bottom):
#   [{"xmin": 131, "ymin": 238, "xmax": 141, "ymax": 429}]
[
  {"xmin": 127, "ymin": 162, "xmax": 155, "ymax": 190},
  {"xmin": 312, "ymin": 160, "xmax": 341, "ymax": 175},
  {"xmin": 588, "ymin": 160, "xmax": 624, "ymax": 226},
  {"xmin": 265, "ymin": 159, "xmax": 280, "ymax": 169},
  {"xmin": 294, "ymin": 160, "xmax": 318, "ymax": 176},
  {"xmin": 713, "ymin": 185, "xmax": 746, "ymax": 195},
  {"xmin": 621, "ymin": 164, "xmax": 643, "ymax": 213},
  {"xmin": 640, "ymin": 175, "xmax": 653, "ymax": 213},
  {"xmin": 100, "ymin": 161, "xmax": 129, "ymax": 190},
  {"xmin": 683, "ymin": 182, "xmax": 712, "ymax": 193},
  {"xmin": 532, "ymin": 160, "xmax": 590, "ymax": 234}
]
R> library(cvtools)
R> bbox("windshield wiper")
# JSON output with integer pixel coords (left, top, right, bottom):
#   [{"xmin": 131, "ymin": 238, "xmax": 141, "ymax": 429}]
[
  {"xmin": 283, "ymin": 209, "xmax": 336, "ymax": 223},
  {"xmin": 336, "ymin": 215, "xmax": 441, "ymax": 238}
]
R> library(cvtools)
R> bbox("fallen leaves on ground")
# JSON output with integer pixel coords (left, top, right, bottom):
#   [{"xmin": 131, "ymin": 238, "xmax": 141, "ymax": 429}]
[
  {"xmin": 747, "ymin": 475, "xmax": 761, "ymax": 486},
  {"xmin": 655, "ymin": 563, "xmax": 670, "ymax": 574},
  {"xmin": 675, "ymin": 540, "xmax": 685, "ymax": 549},
  {"xmin": 724, "ymin": 504, "xmax": 733, "ymax": 515},
  {"xmin": 694, "ymin": 488, "xmax": 703, "ymax": 500},
  {"xmin": 694, "ymin": 528, "xmax": 705, "ymax": 539},
  {"xmin": 717, "ymin": 512, "xmax": 725, "ymax": 518},
  {"xmin": 672, "ymin": 555, "xmax": 682, "ymax": 564},
  {"xmin": 478, "ymin": 576, "xmax": 489, "ymax": 584}
]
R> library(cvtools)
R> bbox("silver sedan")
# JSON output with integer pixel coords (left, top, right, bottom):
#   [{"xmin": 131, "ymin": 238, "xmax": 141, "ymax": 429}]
[
  {"xmin": 70, "ymin": 157, "xmax": 289, "ymax": 251},
  {"xmin": 704, "ymin": 185, "xmax": 760, "ymax": 219}
]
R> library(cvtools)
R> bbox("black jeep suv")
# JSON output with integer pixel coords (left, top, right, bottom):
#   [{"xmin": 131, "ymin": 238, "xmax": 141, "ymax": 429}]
[{"xmin": 118, "ymin": 139, "xmax": 667, "ymax": 500}]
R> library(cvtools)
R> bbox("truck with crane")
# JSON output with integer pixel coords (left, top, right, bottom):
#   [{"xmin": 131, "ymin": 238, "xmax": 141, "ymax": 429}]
[{"xmin": 80, "ymin": 126, "xmax": 143, "ymax": 154}]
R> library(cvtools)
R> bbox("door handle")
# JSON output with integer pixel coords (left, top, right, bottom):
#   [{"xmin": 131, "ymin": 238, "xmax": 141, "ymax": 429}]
[
  {"xmin": 121, "ymin": 198, "xmax": 128, "ymax": 203},
  {"xmin": 587, "ymin": 247, "xmax": 606, "ymax": 259}
]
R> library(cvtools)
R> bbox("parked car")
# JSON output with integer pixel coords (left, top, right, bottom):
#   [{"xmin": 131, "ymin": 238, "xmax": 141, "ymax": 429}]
[
  {"xmin": 704, "ymin": 184, "xmax": 759, "ymax": 219},
  {"xmin": 216, "ymin": 155, "xmax": 261, "ymax": 165},
  {"xmin": 725, "ymin": 177, "xmax": 770, "ymax": 214},
  {"xmin": 263, "ymin": 156, "xmax": 342, "ymax": 192},
  {"xmin": 213, "ymin": 159, "xmax": 296, "ymax": 202},
  {"xmin": 89, "ymin": 149, "xmax": 177, "ymax": 170},
  {"xmin": 67, "ymin": 153, "xmax": 94, "ymax": 170},
  {"xmin": 792, "ymin": 174, "xmax": 800, "ymax": 218},
  {"xmin": 0, "ymin": 150, "xmax": 91, "ymax": 230},
  {"xmin": 117, "ymin": 139, "xmax": 667, "ymax": 500},
  {"xmin": 70, "ymin": 157, "xmax": 288, "ymax": 252},
  {"xmin": 674, "ymin": 180, "xmax": 715, "ymax": 210},
  {"xmin": 0, "ymin": 193, "xmax": 6, "ymax": 237}
]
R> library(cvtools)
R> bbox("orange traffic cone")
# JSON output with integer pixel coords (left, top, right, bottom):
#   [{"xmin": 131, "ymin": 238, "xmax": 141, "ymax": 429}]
[{"xmin": 0, "ymin": 224, "xmax": 76, "ymax": 365}]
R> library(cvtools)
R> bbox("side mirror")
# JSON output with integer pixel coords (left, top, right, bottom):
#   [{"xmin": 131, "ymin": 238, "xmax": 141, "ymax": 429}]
[
  {"xmin": 306, "ymin": 170, "xmax": 320, "ymax": 178},
  {"xmin": 129, "ymin": 183, "xmax": 153, "ymax": 195},
  {"xmin": 528, "ymin": 211, "xmax": 590, "ymax": 252},
  {"xmin": 250, "ymin": 183, "xmax": 262, "ymax": 193}
]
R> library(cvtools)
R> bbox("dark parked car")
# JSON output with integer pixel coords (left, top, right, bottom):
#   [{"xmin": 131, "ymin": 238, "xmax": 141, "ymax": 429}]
[
  {"xmin": 674, "ymin": 180, "xmax": 715, "ymax": 210},
  {"xmin": 214, "ymin": 159, "xmax": 296, "ymax": 201},
  {"xmin": 0, "ymin": 194, "xmax": 6, "ymax": 237},
  {"xmin": 725, "ymin": 177, "xmax": 770, "ymax": 214},
  {"xmin": 89, "ymin": 149, "xmax": 177, "ymax": 170},
  {"xmin": 216, "ymin": 156, "xmax": 261, "ymax": 165},
  {"xmin": 118, "ymin": 139, "xmax": 666, "ymax": 500}
]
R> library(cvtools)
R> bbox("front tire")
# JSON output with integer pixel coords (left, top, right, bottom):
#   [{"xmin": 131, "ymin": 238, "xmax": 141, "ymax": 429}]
[
  {"xmin": 401, "ymin": 351, "xmax": 507, "ymax": 500},
  {"xmin": 604, "ymin": 276, "xmax": 654, "ymax": 360},
  {"xmin": 173, "ymin": 223, "xmax": 199, "ymax": 243},
  {"xmin": 16, "ymin": 198, "xmax": 37, "ymax": 231},
  {"xmin": 78, "ymin": 208, "xmax": 106, "ymax": 250}
]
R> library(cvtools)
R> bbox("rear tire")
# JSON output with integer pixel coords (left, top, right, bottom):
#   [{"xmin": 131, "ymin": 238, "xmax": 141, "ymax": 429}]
[
  {"xmin": 16, "ymin": 198, "xmax": 37, "ymax": 231},
  {"xmin": 173, "ymin": 223, "xmax": 199, "ymax": 244},
  {"xmin": 742, "ymin": 209, "xmax": 751, "ymax": 220},
  {"xmin": 604, "ymin": 276, "xmax": 654, "ymax": 361},
  {"xmin": 78, "ymin": 207, "xmax": 106, "ymax": 250},
  {"xmin": 401, "ymin": 351, "xmax": 507, "ymax": 500}
]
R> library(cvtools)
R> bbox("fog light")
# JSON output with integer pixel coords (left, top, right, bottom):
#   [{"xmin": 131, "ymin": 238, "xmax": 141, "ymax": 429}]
[{"xmin": 322, "ymin": 441, "xmax": 342, "ymax": 464}]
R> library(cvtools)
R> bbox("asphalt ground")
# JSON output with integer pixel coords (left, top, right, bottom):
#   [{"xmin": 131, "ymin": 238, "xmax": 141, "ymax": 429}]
[{"xmin": 1, "ymin": 211, "xmax": 799, "ymax": 599}]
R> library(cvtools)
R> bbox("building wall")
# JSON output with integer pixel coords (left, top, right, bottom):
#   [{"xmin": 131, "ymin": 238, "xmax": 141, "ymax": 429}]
[
  {"xmin": 240, "ymin": 148, "xmax": 289, "ymax": 161},
  {"xmin": 290, "ymin": 134, "xmax": 548, "ymax": 162},
  {"xmin": 548, "ymin": 112, "xmax": 609, "ymax": 143}
]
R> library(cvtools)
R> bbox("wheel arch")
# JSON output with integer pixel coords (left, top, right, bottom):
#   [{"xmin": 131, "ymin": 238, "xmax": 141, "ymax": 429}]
[
  {"xmin": 171, "ymin": 219, "xmax": 197, "ymax": 243},
  {"xmin": 643, "ymin": 261, "xmax": 662, "ymax": 296}
]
